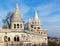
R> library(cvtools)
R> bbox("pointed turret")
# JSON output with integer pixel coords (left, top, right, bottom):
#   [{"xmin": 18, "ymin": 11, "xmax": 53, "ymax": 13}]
[
  {"xmin": 34, "ymin": 11, "xmax": 40, "ymax": 22},
  {"xmin": 28, "ymin": 18, "xmax": 31, "ymax": 31},
  {"xmin": 11, "ymin": 3, "xmax": 22, "ymax": 22},
  {"xmin": 10, "ymin": 3, "xmax": 24, "ymax": 30}
]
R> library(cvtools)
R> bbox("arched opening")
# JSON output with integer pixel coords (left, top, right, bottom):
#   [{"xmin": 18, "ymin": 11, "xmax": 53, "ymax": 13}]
[
  {"xmin": 14, "ymin": 35, "xmax": 20, "ymax": 41},
  {"xmin": 14, "ymin": 24, "xmax": 16, "ymax": 28},
  {"xmin": 35, "ymin": 22, "xmax": 36, "ymax": 24},
  {"xmin": 20, "ymin": 24, "xmax": 22, "ymax": 28},
  {"xmin": 17, "ymin": 24, "xmax": 19, "ymax": 28},
  {"xmin": 17, "ymin": 37, "xmax": 19, "ymax": 41},
  {"xmin": 38, "ymin": 27, "xmax": 40, "ymax": 29},
  {"xmin": 31, "ymin": 25, "xmax": 33, "ymax": 28},
  {"xmin": 4, "ymin": 36, "xmax": 7, "ymax": 42},
  {"xmin": 8, "ymin": 37, "xmax": 10, "ymax": 41},
  {"xmin": 14, "ymin": 37, "xmax": 16, "ymax": 41},
  {"xmin": 33, "ymin": 44, "xmax": 37, "ymax": 46},
  {"xmin": 34, "ymin": 27, "xmax": 36, "ymax": 29}
]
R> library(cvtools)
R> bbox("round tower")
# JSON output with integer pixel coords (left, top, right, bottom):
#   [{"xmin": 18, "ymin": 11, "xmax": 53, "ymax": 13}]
[{"xmin": 10, "ymin": 3, "xmax": 24, "ymax": 30}]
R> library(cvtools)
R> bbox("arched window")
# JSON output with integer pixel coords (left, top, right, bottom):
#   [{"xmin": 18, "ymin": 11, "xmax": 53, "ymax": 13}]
[
  {"xmin": 45, "ymin": 38, "xmax": 47, "ymax": 40},
  {"xmin": 44, "ymin": 32, "xmax": 46, "ymax": 34},
  {"xmin": 20, "ymin": 24, "xmax": 22, "ymax": 28},
  {"xmin": 14, "ymin": 37, "xmax": 16, "ymax": 41},
  {"xmin": 8, "ymin": 37, "xmax": 10, "ymax": 41},
  {"xmin": 32, "ymin": 22, "xmax": 34, "ymax": 24},
  {"xmin": 31, "ymin": 25, "xmax": 33, "ymax": 28},
  {"xmin": 17, "ymin": 24, "xmax": 19, "ymax": 28},
  {"xmin": 14, "ymin": 24, "xmax": 16, "ymax": 28},
  {"xmin": 33, "ymin": 44, "xmax": 37, "ymax": 46},
  {"xmin": 4, "ymin": 36, "xmax": 7, "ymax": 42},
  {"xmin": 38, "ymin": 27, "xmax": 40, "ymax": 29},
  {"xmin": 41, "ymin": 32, "xmax": 43, "ymax": 34},
  {"xmin": 17, "ymin": 37, "xmax": 19, "ymax": 41},
  {"xmin": 35, "ymin": 22, "xmax": 36, "ymax": 24},
  {"xmin": 14, "ymin": 35, "xmax": 19, "ymax": 41}
]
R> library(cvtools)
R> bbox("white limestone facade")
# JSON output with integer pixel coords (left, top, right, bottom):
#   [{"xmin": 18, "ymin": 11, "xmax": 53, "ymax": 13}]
[{"xmin": 0, "ymin": 3, "xmax": 48, "ymax": 46}]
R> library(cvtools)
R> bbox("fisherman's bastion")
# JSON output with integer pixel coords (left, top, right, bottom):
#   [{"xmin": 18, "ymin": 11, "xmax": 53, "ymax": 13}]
[{"xmin": 0, "ymin": 3, "xmax": 48, "ymax": 46}]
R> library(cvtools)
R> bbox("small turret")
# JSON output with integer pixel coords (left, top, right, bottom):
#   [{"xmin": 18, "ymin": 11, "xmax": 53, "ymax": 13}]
[
  {"xmin": 28, "ymin": 11, "xmax": 43, "ymax": 32},
  {"xmin": 34, "ymin": 11, "xmax": 40, "ymax": 22},
  {"xmin": 28, "ymin": 18, "xmax": 31, "ymax": 31},
  {"xmin": 10, "ymin": 3, "xmax": 24, "ymax": 30}
]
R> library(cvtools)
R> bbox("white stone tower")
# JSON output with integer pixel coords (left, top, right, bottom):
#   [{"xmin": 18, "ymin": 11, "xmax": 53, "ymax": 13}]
[
  {"xmin": 0, "ymin": 2, "xmax": 48, "ymax": 46},
  {"xmin": 28, "ymin": 11, "xmax": 42, "ymax": 32},
  {"xmin": 28, "ymin": 18, "xmax": 31, "ymax": 31},
  {"xmin": 11, "ymin": 3, "xmax": 24, "ymax": 30}
]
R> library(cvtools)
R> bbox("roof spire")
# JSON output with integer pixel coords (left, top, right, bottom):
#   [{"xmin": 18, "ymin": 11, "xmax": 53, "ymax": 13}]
[
  {"xmin": 16, "ymin": 0, "xmax": 18, "ymax": 9},
  {"xmin": 11, "ymin": 1, "xmax": 22, "ymax": 22},
  {"xmin": 34, "ymin": 11, "xmax": 40, "ymax": 22}
]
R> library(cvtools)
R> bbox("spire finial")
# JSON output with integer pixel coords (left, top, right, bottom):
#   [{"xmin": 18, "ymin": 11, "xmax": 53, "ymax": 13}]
[
  {"xmin": 11, "ymin": 0, "xmax": 22, "ymax": 22},
  {"xmin": 34, "ymin": 11, "xmax": 40, "ymax": 22},
  {"xmin": 35, "ymin": 11, "xmax": 38, "ymax": 16},
  {"xmin": 16, "ymin": 0, "xmax": 18, "ymax": 9}
]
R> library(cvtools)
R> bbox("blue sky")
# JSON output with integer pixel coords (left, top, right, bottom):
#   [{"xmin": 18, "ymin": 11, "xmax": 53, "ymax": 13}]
[{"xmin": 0, "ymin": 0, "xmax": 60, "ymax": 37}]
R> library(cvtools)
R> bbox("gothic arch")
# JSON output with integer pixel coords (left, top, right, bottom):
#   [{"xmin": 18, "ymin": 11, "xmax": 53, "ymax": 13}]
[
  {"xmin": 4, "ymin": 36, "xmax": 7, "ymax": 42},
  {"xmin": 14, "ymin": 35, "xmax": 20, "ymax": 41},
  {"xmin": 4, "ymin": 36, "xmax": 11, "ymax": 42}
]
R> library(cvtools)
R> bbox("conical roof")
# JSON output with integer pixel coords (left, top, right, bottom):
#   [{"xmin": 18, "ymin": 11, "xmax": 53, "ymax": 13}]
[
  {"xmin": 34, "ymin": 11, "xmax": 40, "ymax": 22},
  {"xmin": 11, "ymin": 3, "xmax": 22, "ymax": 22}
]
